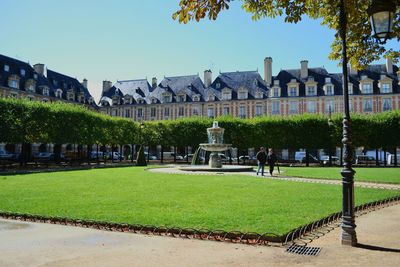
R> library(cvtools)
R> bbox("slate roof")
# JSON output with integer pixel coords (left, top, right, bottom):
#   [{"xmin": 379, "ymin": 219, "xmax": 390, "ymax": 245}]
[
  {"xmin": 210, "ymin": 71, "xmax": 269, "ymax": 99},
  {"xmin": 0, "ymin": 54, "xmax": 96, "ymax": 107}
]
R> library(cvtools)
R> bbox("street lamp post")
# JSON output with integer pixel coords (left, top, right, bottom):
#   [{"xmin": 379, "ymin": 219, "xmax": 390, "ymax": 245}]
[{"xmin": 339, "ymin": 0, "xmax": 396, "ymax": 246}]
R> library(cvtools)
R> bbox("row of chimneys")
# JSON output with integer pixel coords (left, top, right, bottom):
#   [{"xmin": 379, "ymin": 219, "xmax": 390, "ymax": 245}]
[
  {"xmin": 100, "ymin": 57, "xmax": 397, "ymax": 93},
  {"xmin": 32, "ymin": 63, "xmax": 88, "ymax": 89}
]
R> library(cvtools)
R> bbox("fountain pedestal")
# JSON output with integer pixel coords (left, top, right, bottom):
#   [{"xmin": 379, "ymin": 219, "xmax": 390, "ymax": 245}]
[{"xmin": 209, "ymin": 152, "xmax": 222, "ymax": 168}]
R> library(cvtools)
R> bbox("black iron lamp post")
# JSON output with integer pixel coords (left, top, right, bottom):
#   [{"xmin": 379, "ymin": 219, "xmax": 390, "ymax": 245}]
[
  {"xmin": 367, "ymin": 0, "xmax": 397, "ymax": 44},
  {"xmin": 339, "ymin": 0, "xmax": 396, "ymax": 246},
  {"xmin": 139, "ymin": 121, "xmax": 145, "ymax": 148}
]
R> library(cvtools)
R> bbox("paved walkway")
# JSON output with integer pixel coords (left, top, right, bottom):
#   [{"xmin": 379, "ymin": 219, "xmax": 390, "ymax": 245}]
[
  {"xmin": 148, "ymin": 166, "xmax": 400, "ymax": 190},
  {"xmin": 1, "ymin": 203, "xmax": 399, "ymax": 267}
]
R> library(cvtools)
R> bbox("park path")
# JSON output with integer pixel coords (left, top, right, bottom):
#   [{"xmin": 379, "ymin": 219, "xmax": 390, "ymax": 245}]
[
  {"xmin": 148, "ymin": 166, "xmax": 400, "ymax": 191},
  {"xmin": 1, "ymin": 203, "xmax": 400, "ymax": 267}
]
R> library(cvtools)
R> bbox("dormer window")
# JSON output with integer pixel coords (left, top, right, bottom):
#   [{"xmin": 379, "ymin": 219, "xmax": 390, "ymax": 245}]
[
  {"xmin": 177, "ymin": 94, "xmax": 186, "ymax": 102},
  {"xmin": 55, "ymin": 89, "xmax": 63, "ymax": 98},
  {"xmin": 222, "ymin": 89, "xmax": 231, "ymax": 100},
  {"xmin": 4, "ymin": 65, "xmax": 9, "ymax": 72},
  {"xmin": 306, "ymin": 85, "xmax": 317, "ymax": 96},
  {"xmin": 288, "ymin": 87, "xmax": 298, "ymax": 97},
  {"xmin": 8, "ymin": 75, "xmax": 20, "ymax": 89},
  {"xmin": 193, "ymin": 95, "xmax": 200, "ymax": 102},
  {"xmin": 208, "ymin": 94, "xmax": 215, "ymax": 101},
  {"xmin": 137, "ymin": 99, "xmax": 145, "ymax": 104},
  {"xmin": 308, "ymin": 77, "xmax": 315, "ymax": 82},
  {"xmin": 124, "ymin": 97, "xmax": 132, "ymax": 104},
  {"xmin": 151, "ymin": 98, "xmax": 157, "ymax": 104},
  {"xmin": 216, "ymin": 83, "xmax": 221, "ymax": 89},
  {"xmin": 271, "ymin": 87, "xmax": 280, "ymax": 97},
  {"xmin": 326, "ymin": 85, "xmax": 334, "ymax": 95},
  {"xmin": 20, "ymin": 69, "xmax": 26, "ymax": 76},
  {"xmin": 238, "ymin": 89, "xmax": 248, "ymax": 100},
  {"xmin": 362, "ymin": 83, "xmax": 372, "ymax": 94},
  {"xmin": 26, "ymin": 83, "xmax": 35, "ymax": 92},
  {"xmin": 255, "ymin": 90, "xmax": 263, "ymax": 99},
  {"xmin": 42, "ymin": 87, "xmax": 49, "ymax": 96},
  {"xmin": 381, "ymin": 83, "xmax": 391, "ymax": 93},
  {"xmin": 34, "ymin": 73, "xmax": 38, "ymax": 80},
  {"xmin": 348, "ymin": 83, "xmax": 353, "ymax": 94},
  {"xmin": 78, "ymin": 95, "xmax": 85, "ymax": 103},
  {"xmin": 273, "ymin": 80, "xmax": 280, "ymax": 86},
  {"xmin": 162, "ymin": 93, "xmax": 171, "ymax": 103}
]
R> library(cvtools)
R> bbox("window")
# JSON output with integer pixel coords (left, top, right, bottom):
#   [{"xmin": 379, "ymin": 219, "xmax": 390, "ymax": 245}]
[
  {"xmin": 34, "ymin": 73, "xmax": 38, "ymax": 80},
  {"xmin": 124, "ymin": 97, "xmax": 132, "ymax": 104},
  {"xmin": 56, "ymin": 89, "xmax": 63, "ymax": 98},
  {"xmin": 238, "ymin": 91, "xmax": 248, "ymax": 99},
  {"xmin": 42, "ymin": 88, "xmax": 49, "ymax": 96},
  {"xmin": 112, "ymin": 97, "xmax": 119, "ymax": 105},
  {"xmin": 222, "ymin": 91, "xmax": 231, "ymax": 100},
  {"xmin": 68, "ymin": 92, "xmax": 75, "ymax": 101},
  {"xmin": 27, "ymin": 84, "xmax": 35, "ymax": 92},
  {"xmin": 307, "ymin": 100, "xmax": 316, "ymax": 113},
  {"xmin": 349, "ymin": 99, "xmax": 353, "ymax": 112},
  {"xmin": 208, "ymin": 95, "xmax": 215, "ymax": 101},
  {"xmin": 383, "ymin": 98, "xmax": 392, "ymax": 111},
  {"xmin": 348, "ymin": 84, "xmax": 353, "ymax": 95},
  {"xmin": 272, "ymin": 88, "xmax": 280, "ymax": 97},
  {"xmin": 164, "ymin": 107, "xmax": 170, "ymax": 117},
  {"xmin": 151, "ymin": 98, "xmax": 157, "ymax": 104},
  {"xmin": 124, "ymin": 109, "xmax": 131, "ymax": 118},
  {"xmin": 289, "ymin": 101, "xmax": 298, "ymax": 114},
  {"xmin": 325, "ymin": 85, "xmax": 334, "ymax": 95},
  {"xmin": 306, "ymin": 86, "xmax": 316, "ymax": 96},
  {"xmin": 207, "ymin": 107, "xmax": 214, "ymax": 118},
  {"xmin": 272, "ymin": 102, "xmax": 280, "ymax": 115},
  {"xmin": 163, "ymin": 95, "xmax": 171, "ymax": 103},
  {"xmin": 151, "ymin": 107, "xmax": 156, "ymax": 117},
  {"xmin": 112, "ymin": 109, "xmax": 118, "ymax": 116},
  {"xmin": 362, "ymin": 83, "xmax": 372, "ymax": 94},
  {"xmin": 178, "ymin": 106, "xmax": 185, "ymax": 116},
  {"xmin": 363, "ymin": 99, "xmax": 372, "ymax": 112},
  {"xmin": 4, "ymin": 65, "xmax": 9, "ymax": 72},
  {"xmin": 8, "ymin": 79, "xmax": 19, "ymax": 89},
  {"xmin": 255, "ymin": 91, "xmax": 263, "ymax": 99},
  {"xmin": 192, "ymin": 106, "xmax": 200, "ymax": 116},
  {"xmin": 381, "ymin": 83, "xmax": 391, "ymax": 94},
  {"xmin": 223, "ymin": 107, "xmax": 230, "ymax": 116},
  {"xmin": 137, "ymin": 108, "xmax": 143, "ymax": 118},
  {"xmin": 289, "ymin": 87, "xmax": 297, "ymax": 97},
  {"xmin": 255, "ymin": 106, "xmax": 263, "ymax": 116},
  {"xmin": 216, "ymin": 83, "xmax": 221, "ymax": 89},
  {"xmin": 177, "ymin": 95, "xmax": 185, "ymax": 102},
  {"xmin": 325, "ymin": 99, "xmax": 334, "ymax": 113},
  {"xmin": 193, "ymin": 95, "xmax": 199, "ymax": 102},
  {"xmin": 20, "ymin": 69, "xmax": 26, "ymax": 76},
  {"xmin": 239, "ymin": 106, "xmax": 246, "ymax": 118}
]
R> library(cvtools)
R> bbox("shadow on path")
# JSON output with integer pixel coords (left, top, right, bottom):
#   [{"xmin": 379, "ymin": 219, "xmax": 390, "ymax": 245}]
[{"xmin": 356, "ymin": 243, "xmax": 400, "ymax": 253}]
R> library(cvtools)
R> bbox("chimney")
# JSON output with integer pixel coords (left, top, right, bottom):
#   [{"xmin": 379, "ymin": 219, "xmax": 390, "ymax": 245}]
[
  {"xmin": 82, "ymin": 78, "xmax": 88, "ymax": 88},
  {"xmin": 152, "ymin": 77, "xmax": 158, "ymax": 89},
  {"xmin": 102, "ymin": 80, "xmax": 112, "ymax": 93},
  {"xmin": 300, "ymin": 60, "xmax": 308, "ymax": 79},
  {"xmin": 264, "ymin": 57, "xmax": 272, "ymax": 85},
  {"xmin": 204, "ymin": 70, "xmax": 212, "ymax": 88},
  {"xmin": 33, "ymin": 63, "xmax": 46, "ymax": 77},
  {"xmin": 386, "ymin": 58, "xmax": 393, "ymax": 74}
]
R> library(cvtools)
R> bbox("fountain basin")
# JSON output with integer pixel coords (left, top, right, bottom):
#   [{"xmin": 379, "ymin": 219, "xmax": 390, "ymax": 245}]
[
  {"xmin": 178, "ymin": 165, "xmax": 254, "ymax": 172},
  {"xmin": 199, "ymin": 143, "xmax": 232, "ymax": 152}
]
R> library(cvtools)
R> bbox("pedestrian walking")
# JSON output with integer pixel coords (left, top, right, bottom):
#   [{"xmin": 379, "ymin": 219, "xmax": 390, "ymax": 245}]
[
  {"xmin": 267, "ymin": 148, "xmax": 277, "ymax": 176},
  {"xmin": 256, "ymin": 147, "xmax": 267, "ymax": 176}
]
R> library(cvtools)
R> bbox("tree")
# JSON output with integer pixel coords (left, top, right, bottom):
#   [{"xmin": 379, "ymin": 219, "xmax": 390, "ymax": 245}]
[{"xmin": 173, "ymin": 0, "xmax": 400, "ymax": 69}]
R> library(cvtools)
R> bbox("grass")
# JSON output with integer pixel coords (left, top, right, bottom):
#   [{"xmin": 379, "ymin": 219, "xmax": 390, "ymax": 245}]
[
  {"xmin": 0, "ymin": 167, "xmax": 398, "ymax": 235},
  {"xmin": 279, "ymin": 167, "xmax": 400, "ymax": 184}
]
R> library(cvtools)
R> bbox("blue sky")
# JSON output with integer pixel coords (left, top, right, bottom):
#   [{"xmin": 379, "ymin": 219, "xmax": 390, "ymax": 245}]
[{"xmin": 0, "ymin": 0, "xmax": 396, "ymax": 101}]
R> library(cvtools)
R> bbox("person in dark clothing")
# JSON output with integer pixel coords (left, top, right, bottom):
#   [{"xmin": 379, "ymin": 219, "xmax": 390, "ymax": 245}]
[
  {"xmin": 256, "ymin": 147, "xmax": 267, "ymax": 176},
  {"xmin": 267, "ymin": 148, "xmax": 277, "ymax": 176}
]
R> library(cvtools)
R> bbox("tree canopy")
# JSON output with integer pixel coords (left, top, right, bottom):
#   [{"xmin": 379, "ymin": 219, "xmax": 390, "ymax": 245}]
[{"xmin": 173, "ymin": 0, "xmax": 400, "ymax": 69}]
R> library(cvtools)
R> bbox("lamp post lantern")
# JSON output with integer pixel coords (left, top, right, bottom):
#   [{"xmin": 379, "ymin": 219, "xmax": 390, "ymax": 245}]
[{"xmin": 367, "ymin": 0, "xmax": 396, "ymax": 44}]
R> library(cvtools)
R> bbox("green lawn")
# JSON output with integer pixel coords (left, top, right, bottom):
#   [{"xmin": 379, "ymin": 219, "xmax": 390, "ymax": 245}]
[
  {"xmin": 0, "ymin": 167, "xmax": 398, "ymax": 235},
  {"xmin": 280, "ymin": 167, "xmax": 400, "ymax": 184}
]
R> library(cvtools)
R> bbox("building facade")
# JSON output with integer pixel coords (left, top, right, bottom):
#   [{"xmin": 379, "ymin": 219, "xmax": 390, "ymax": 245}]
[
  {"xmin": 98, "ymin": 57, "xmax": 400, "ymax": 120},
  {"xmin": 0, "ymin": 54, "xmax": 97, "ymax": 155}
]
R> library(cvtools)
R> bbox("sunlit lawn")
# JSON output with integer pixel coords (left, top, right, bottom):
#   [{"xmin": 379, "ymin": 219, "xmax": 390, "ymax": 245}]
[
  {"xmin": 279, "ymin": 167, "xmax": 400, "ymax": 184},
  {"xmin": 0, "ymin": 167, "xmax": 398, "ymax": 235}
]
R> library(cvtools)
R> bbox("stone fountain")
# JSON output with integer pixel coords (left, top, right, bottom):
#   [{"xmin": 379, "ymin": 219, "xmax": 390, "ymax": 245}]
[
  {"xmin": 178, "ymin": 121, "xmax": 253, "ymax": 172},
  {"xmin": 200, "ymin": 121, "xmax": 231, "ymax": 168}
]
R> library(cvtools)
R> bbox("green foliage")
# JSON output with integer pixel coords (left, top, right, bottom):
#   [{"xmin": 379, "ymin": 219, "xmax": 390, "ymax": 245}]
[
  {"xmin": 136, "ymin": 145, "xmax": 147, "ymax": 166},
  {"xmin": 0, "ymin": 98, "xmax": 399, "ymax": 150},
  {"xmin": 173, "ymin": 0, "xmax": 400, "ymax": 69}
]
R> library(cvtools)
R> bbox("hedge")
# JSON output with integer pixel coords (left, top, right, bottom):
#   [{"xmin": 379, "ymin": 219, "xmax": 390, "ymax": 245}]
[{"xmin": 0, "ymin": 98, "xmax": 399, "ymax": 150}]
